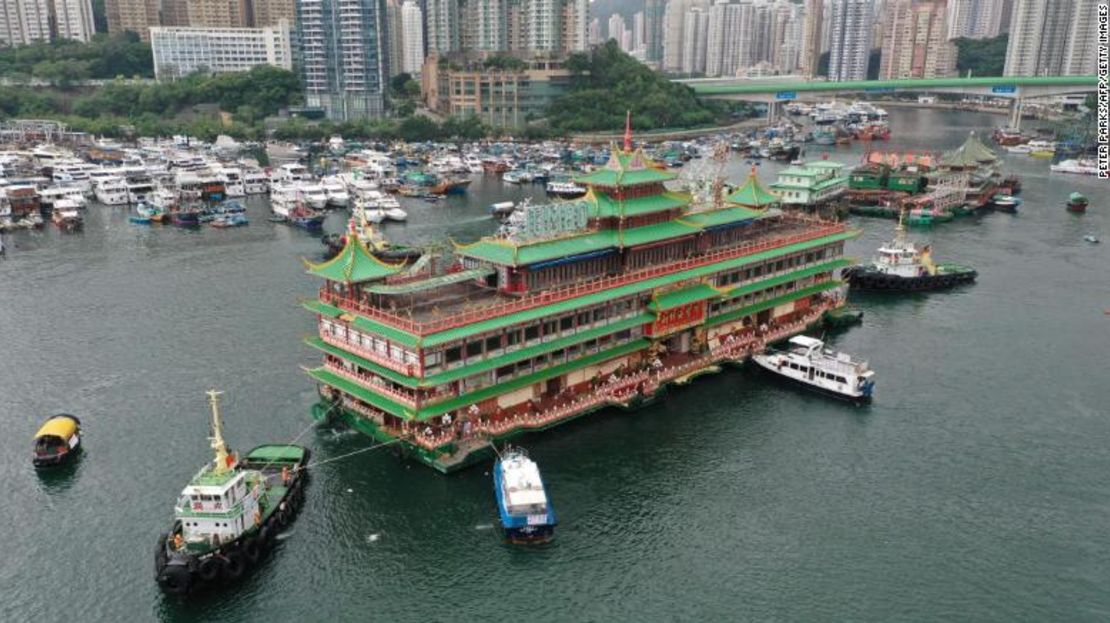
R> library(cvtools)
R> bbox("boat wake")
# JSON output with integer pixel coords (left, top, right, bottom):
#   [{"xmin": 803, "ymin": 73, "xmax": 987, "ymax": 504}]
[
  {"xmin": 473, "ymin": 523, "xmax": 495, "ymax": 531},
  {"xmin": 365, "ymin": 533, "xmax": 381, "ymax": 543}
]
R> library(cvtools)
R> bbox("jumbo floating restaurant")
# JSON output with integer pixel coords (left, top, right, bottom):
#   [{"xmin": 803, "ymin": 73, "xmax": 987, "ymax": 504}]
[{"xmin": 302, "ymin": 137, "xmax": 859, "ymax": 472}]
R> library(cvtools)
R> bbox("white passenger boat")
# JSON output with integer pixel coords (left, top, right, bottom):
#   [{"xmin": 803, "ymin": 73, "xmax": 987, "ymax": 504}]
[
  {"xmin": 376, "ymin": 194, "xmax": 407, "ymax": 221},
  {"xmin": 1049, "ymin": 159, "xmax": 1098, "ymax": 176},
  {"xmin": 322, "ymin": 177, "xmax": 349, "ymax": 207},
  {"xmin": 273, "ymin": 163, "xmax": 311, "ymax": 183},
  {"xmin": 243, "ymin": 169, "xmax": 269, "ymax": 194},
  {"xmin": 752, "ymin": 335, "xmax": 876, "ymax": 403},
  {"xmin": 94, "ymin": 177, "xmax": 130, "ymax": 205},
  {"xmin": 219, "ymin": 168, "xmax": 246, "ymax": 197},
  {"xmin": 298, "ymin": 183, "xmax": 329, "ymax": 210}
]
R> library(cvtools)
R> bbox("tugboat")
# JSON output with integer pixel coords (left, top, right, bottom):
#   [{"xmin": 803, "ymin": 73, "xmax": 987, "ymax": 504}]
[
  {"xmin": 1067, "ymin": 192, "xmax": 1089, "ymax": 213},
  {"xmin": 154, "ymin": 390, "xmax": 308, "ymax": 596},
  {"xmin": 844, "ymin": 216, "xmax": 977, "ymax": 291},
  {"xmin": 32, "ymin": 414, "xmax": 82, "ymax": 467},
  {"xmin": 752, "ymin": 335, "xmax": 876, "ymax": 403},
  {"xmin": 493, "ymin": 447, "xmax": 557, "ymax": 544}
]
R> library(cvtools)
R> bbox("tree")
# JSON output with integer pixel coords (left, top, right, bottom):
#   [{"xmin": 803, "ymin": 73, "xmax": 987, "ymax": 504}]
[{"xmin": 955, "ymin": 35, "xmax": 1008, "ymax": 77}]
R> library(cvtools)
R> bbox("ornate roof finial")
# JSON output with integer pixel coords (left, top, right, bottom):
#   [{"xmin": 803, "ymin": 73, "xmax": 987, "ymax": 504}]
[{"xmin": 623, "ymin": 110, "xmax": 632, "ymax": 153}]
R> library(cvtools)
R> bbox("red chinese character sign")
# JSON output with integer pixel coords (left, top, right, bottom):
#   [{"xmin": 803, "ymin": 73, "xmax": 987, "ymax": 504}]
[{"xmin": 646, "ymin": 301, "xmax": 707, "ymax": 337}]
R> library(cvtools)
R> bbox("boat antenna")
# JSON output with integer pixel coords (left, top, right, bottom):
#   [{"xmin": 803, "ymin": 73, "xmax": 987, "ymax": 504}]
[
  {"xmin": 207, "ymin": 389, "xmax": 232, "ymax": 473},
  {"xmin": 894, "ymin": 206, "xmax": 907, "ymax": 246}
]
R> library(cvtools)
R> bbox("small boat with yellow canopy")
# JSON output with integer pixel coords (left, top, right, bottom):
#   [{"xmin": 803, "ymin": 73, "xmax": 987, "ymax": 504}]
[{"xmin": 32, "ymin": 414, "xmax": 81, "ymax": 467}]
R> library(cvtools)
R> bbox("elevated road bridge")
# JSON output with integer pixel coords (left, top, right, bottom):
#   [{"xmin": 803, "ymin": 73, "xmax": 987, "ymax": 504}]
[{"xmin": 677, "ymin": 76, "xmax": 1097, "ymax": 129}]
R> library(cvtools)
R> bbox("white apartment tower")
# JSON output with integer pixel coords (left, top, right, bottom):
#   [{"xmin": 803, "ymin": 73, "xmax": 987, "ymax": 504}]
[
  {"xmin": 521, "ymin": 0, "xmax": 560, "ymax": 52},
  {"xmin": 400, "ymin": 0, "xmax": 423, "ymax": 75},
  {"xmin": 947, "ymin": 0, "xmax": 1004, "ymax": 39},
  {"xmin": 426, "ymin": 0, "xmax": 459, "ymax": 54},
  {"xmin": 705, "ymin": 1, "xmax": 751, "ymax": 78},
  {"xmin": 681, "ymin": 6, "xmax": 708, "ymax": 74},
  {"xmin": 297, "ymin": 0, "xmax": 387, "ymax": 119},
  {"xmin": 1004, "ymin": 0, "xmax": 1096, "ymax": 76},
  {"xmin": 0, "ymin": 0, "xmax": 51, "ymax": 46},
  {"xmin": 53, "ymin": 0, "xmax": 95, "ymax": 42},
  {"xmin": 827, "ymin": 0, "xmax": 873, "ymax": 81}
]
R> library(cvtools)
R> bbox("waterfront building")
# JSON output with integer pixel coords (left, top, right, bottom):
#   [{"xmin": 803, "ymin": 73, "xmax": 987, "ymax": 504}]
[
  {"xmin": 770, "ymin": 161, "xmax": 849, "ymax": 208},
  {"xmin": 400, "ymin": 0, "xmax": 423, "ymax": 76},
  {"xmin": 151, "ymin": 22, "xmax": 293, "ymax": 80},
  {"xmin": 304, "ymin": 140, "xmax": 856, "ymax": 473},
  {"xmin": 0, "ymin": 0, "xmax": 51, "ymax": 46},
  {"xmin": 799, "ymin": 0, "xmax": 823, "ymax": 77},
  {"xmin": 421, "ymin": 54, "xmax": 572, "ymax": 128},
  {"xmin": 827, "ymin": 0, "xmax": 874, "ymax": 81},
  {"xmin": 1004, "ymin": 0, "xmax": 1097, "ymax": 76},
  {"xmin": 297, "ymin": 0, "xmax": 387, "ymax": 120},
  {"xmin": 105, "ymin": 0, "xmax": 161, "ymax": 40},
  {"xmin": 946, "ymin": 0, "xmax": 1004, "ymax": 39},
  {"xmin": 879, "ymin": 0, "xmax": 956, "ymax": 79},
  {"xmin": 53, "ymin": 0, "xmax": 96, "ymax": 42}
]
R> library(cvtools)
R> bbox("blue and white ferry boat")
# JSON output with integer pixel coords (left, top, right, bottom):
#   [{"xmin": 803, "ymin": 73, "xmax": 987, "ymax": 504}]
[{"xmin": 493, "ymin": 447, "xmax": 557, "ymax": 544}]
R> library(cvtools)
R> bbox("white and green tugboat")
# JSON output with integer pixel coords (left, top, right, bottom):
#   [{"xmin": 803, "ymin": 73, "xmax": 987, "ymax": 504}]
[{"xmin": 155, "ymin": 390, "xmax": 308, "ymax": 596}]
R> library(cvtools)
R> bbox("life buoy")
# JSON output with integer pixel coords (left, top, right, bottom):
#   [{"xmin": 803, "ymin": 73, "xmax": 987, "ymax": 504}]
[
  {"xmin": 242, "ymin": 538, "xmax": 262, "ymax": 564},
  {"xmin": 221, "ymin": 552, "xmax": 246, "ymax": 580},
  {"xmin": 198, "ymin": 557, "xmax": 221, "ymax": 582}
]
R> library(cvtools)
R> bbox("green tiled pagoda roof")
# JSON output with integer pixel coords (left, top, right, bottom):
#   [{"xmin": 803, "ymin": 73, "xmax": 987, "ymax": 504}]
[
  {"xmin": 429, "ymin": 229, "xmax": 858, "ymax": 346},
  {"xmin": 365, "ymin": 267, "xmax": 494, "ymax": 294},
  {"xmin": 454, "ymin": 230, "xmax": 618, "ymax": 267},
  {"xmin": 303, "ymin": 299, "xmax": 344, "ymax": 318},
  {"xmin": 619, "ymin": 220, "xmax": 701, "ymax": 246},
  {"xmin": 649, "ymin": 283, "xmax": 721, "ymax": 311},
  {"xmin": 573, "ymin": 148, "xmax": 678, "ymax": 187},
  {"xmin": 680, "ymin": 206, "xmax": 764, "ymax": 228},
  {"xmin": 777, "ymin": 167, "xmax": 820, "ymax": 177},
  {"xmin": 941, "ymin": 132, "xmax": 997, "ymax": 167},
  {"xmin": 725, "ymin": 171, "xmax": 779, "ymax": 208},
  {"xmin": 588, "ymin": 189, "xmax": 690, "ymax": 218},
  {"xmin": 304, "ymin": 233, "xmax": 405, "ymax": 284}
]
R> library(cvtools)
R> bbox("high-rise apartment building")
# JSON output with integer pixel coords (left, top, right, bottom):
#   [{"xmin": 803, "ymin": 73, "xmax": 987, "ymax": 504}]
[
  {"xmin": 680, "ymin": 6, "xmax": 708, "ymax": 74},
  {"xmin": 561, "ymin": 0, "xmax": 587, "ymax": 52},
  {"xmin": 187, "ymin": 0, "xmax": 249, "ymax": 29},
  {"xmin": 1004, "ymin": 0, "xmax": 1096, "ymax": 76},
  {"xmin": 606, "ymin": 13, "xmax": 623, "ymax": 44},
  {"xmin": 947, "ymin": 0, "xmax": 1004, "ymax": 39},
  {"xmin": 297, "ymin": 0, "xmax": 387, "ymax": 119},
  {"xmin": 880, "ymin": 0, "xmax": 955, "ymax": 79},
  {"xmin": 53, "ymin": 0, "xmax": 96, "ymax": 42},
  {"xmin": 800, "ymin": 0, "xmax": 823, "ymax": 77},
  {"xmin": 705, "ymin": 1, "xmax": 751, "ymax": 78},
  {"xmin": 251, "ymin": 0, "xmax": 296, "ymax": 28},
  {"xmin": 521, "ymin": 0, "xmax": 560, "ymax": 52},
  {"xmin": 643, "ymin": 0, "xmax": 664, "ymax": 62},
  {"xmin": 661, "ymin": 0, "xmax": 689, "ymax": 72},
  {"xmin": 400, "ymin": 0, "xmax": 423, "ymax": 75},
  {"xmin": 0, "ymin": 0, "xmax": 51, "ymax": 46},
  {"xmin": 426, "ymin": 0, "xmax": 459, "ymax": 54},
  {"xmin": 462, "ymin": 0, "xmax": 506, "ymax": 51},
  {"xmin": 827, "ymin": 0, "xmax": 873, "ymax": 81},
  {"xmin": 105, "ymin": 0, "xmax": 160, "ymax": 40}
]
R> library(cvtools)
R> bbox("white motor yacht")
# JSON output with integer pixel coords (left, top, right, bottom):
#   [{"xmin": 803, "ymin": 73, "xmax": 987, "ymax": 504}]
[{"xmin": 753, "ymin": 336, "xmax": 875, "ymax": 403}]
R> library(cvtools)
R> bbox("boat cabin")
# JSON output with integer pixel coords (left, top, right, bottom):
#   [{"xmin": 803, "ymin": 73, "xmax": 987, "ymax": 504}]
[
  {"xmin": 174, "ymin": 465, "xmax": 260, "ymax": 549},
  {"xmin": 32, "ymin": 414, "xmax": 81, "ymax": 466}
]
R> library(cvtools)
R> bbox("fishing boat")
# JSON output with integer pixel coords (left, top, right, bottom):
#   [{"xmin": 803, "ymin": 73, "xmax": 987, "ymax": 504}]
[
  {"xmin": 154, "ymin": 391, "xmax": 308, "ymax": 596},
  {"xmin": 211, "ymin": 213, "xmax": 249, "ymax": 228},
  {"xmin": 286, "ymin": 205, "xmax": 325, "ymax": 230},
  {"xmin": 493, "ymin": 447, "xmax": 557, "ymax": 544},
  {"xmin": 171, "ymin": 205, "xmax": 203, "ymax": 227},
  {"xmin": 844, "ymin": 217, "xmax": 976, "ymax": 291},
  {"xmin": 430, "ymin": 178, "xmax": 472, "ymax": 195},
  {"xmin": 51, "ymin": 200, "xmax": 83, "ymax": 231},
  {"xmin": 1067, "ymin": 192, "xmax": 1088, "ymax": 213},
  {"xmin": 752, "ymin": 335, "xmax": 875, "ymax": 403},
  {"xmin": 991, "ymin": 194, "xmax": 1021, "ymax": 213},
  {"xmin": 131, "ymin": 200, "xmax": 166, "ymax": 224},
  {"xmin": 502, "ymin": 170, "xmax": 531, "ymax": 185},
  {"xmin": 545, "ymin": 181, "xmax": 587, "ymax": 199},
  {"xmin": 32, "ymin": 414, "xmax": 82, "ymax": 467}
]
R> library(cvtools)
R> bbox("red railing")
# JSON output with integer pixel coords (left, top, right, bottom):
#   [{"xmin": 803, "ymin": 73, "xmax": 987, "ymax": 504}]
[
  {"xmin": 325, "ymin": 362, "xmax": 419, "ymax": 408},
  {"xmin": 320, "ymin": 331, "xmax": 416, "ymax": 376},
  {"xmin": 319, "ymin": 219, "xmax": 846, "ymax": 338}
]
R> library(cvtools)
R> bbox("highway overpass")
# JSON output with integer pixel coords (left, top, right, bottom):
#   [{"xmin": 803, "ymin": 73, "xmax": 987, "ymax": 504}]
[{"xmin": 678, "ymin": 76, "xmax": 1098, "ymax": 128}]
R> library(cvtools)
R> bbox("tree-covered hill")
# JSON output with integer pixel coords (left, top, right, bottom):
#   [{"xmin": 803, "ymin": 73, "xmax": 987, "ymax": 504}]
[
  {"xmin": 954, "ymin": 35, "xmax": 1008, "ymax": 77},
  {"xmin": 546, "ymin": 40, "xmax": 726, "ymax": 133}
]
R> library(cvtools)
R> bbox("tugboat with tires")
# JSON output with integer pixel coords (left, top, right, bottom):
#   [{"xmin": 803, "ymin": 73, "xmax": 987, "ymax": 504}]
[
  {"xmin": 844, "ymin": 214, "xmax": 977, "ymax": 292},
  {"xmin": 154, "ymin": 390, "xmax": 308, "ymax": 596}
]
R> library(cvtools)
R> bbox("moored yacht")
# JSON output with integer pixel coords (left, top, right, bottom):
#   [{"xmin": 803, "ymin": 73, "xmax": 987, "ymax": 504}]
[
  {"xmin": 322, "ymin": 177, "xmax": 349, "ymax": 207},
  {"xmin": 94, "ymin": 177, "xmax": 130, "ymax": 205},
  {"xmin": 752, "ymin": 335, "xmax": 875, "ymax": 403},
  {"xmin": 219, "ymin": 168, "xmax": 246, "ymax": 197},
  {"xmin": 243, "ymin": 169, "xmax": 269, "ymax": 194},
  {"xmin": 298, "ymin": 183, "xmax": 329, "ymax": 210}
]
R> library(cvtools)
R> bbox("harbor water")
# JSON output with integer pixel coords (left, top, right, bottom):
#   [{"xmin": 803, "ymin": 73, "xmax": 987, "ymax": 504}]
[{"xmin": 1, "ymin": 109, "xmax": 1108, "ymax": 621}]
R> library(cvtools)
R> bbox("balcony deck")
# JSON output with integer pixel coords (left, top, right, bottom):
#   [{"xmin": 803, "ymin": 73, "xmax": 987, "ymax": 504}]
[{"xmin": 319, "ymin": 216, "xmax": 848, "ymax": 339}]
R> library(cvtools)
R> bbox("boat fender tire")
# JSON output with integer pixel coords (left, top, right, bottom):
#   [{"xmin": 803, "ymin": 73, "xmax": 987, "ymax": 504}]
[
  {"xmin": 198, "ymin": 557, "xmax": 221, "ymax": 583},
  {"xmin": 158, "ymin": 568, "xmax": 191, "ymax": 595},
  {"xmin": 242, "ymin": 538, "xmax": 262, "ymax": 564},
  {"xmin": 221, "ymin": 552, "xmax": 246, "ymax": 580},
  {"xmin": 259, "ymin": 525, "xmax": 273, "ymax": 545},
  {"xmin": 277, "ymin": 506, "xmax": 290, "ymax": 528}
]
